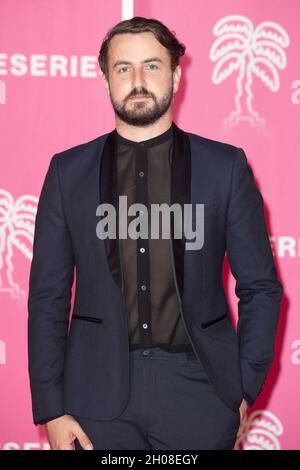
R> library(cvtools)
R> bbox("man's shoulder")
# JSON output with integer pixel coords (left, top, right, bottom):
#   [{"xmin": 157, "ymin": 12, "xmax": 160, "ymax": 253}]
[
  {"xmin": 53, "ymin": 132, "xmax": 110, "ymax": 165},
  {"xmin": 185, "ymin": 130, "xmax": 241, "ymax": 165}
]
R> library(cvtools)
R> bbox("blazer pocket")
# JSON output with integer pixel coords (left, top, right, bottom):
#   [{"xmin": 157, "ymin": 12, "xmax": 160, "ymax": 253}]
[
  {"xmin": 199, "ymin": 312, "xmax": 238, "ymax": 346},
  {"xmin": 72, "ymin": 314, "xmax": 103, "ymax": 325},
  {"xmin": 201, "ymin": 313, "xmax": 228, "ymax": 329}
]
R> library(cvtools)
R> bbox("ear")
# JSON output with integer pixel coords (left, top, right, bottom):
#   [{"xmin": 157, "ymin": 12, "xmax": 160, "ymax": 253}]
[
  {"xmin": 101, "ymin": 71, "xmax": 110, "ymax": 97},
  {"xmin": 173, "ymin": 65, "xmax": 181, "ymax": 95}
]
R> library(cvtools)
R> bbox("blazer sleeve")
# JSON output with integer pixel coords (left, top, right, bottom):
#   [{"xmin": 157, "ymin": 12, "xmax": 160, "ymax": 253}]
[
  {"xmin": 225, "ymin": 147, "xmax": 283, "ymax": 407},
  {"xmin": 27, "ymin": 154, "xmax": 75, "ymax": 426}
]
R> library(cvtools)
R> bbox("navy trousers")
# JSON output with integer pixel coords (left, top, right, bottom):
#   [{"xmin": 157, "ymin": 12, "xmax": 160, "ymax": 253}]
[{"xmin": 73, "ymin": 346, "xmax": 241, "ymax": 450}]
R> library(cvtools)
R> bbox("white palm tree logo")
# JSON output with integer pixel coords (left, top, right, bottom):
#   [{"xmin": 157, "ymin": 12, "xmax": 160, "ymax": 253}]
[
  {"xmin": 209, "ymin": 15, "xmax": 290, "ymax": 133},
  {"xmin": 235, "ymin": 410, "xmax": 283, "ymax": 450},
  {"xmin": 0, "ymin": 189, "xmax": 38, "ymax": 303}
]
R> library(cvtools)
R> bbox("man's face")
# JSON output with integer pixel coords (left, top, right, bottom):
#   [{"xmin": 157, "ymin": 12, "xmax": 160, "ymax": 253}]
[{"xmin": 102, "ymin": 32, "xmax": 181, "ymax": 126}]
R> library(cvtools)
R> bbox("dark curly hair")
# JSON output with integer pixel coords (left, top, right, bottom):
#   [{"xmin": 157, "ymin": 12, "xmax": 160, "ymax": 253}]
[{"xmin": 98, "ymin": 16, "xmax": 186, "ymax": 79}]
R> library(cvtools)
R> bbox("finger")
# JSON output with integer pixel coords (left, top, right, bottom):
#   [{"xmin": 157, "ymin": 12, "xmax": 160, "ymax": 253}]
[{"xmin": 74, "ymin": 425, "xmax": 94, "ymax": 450}]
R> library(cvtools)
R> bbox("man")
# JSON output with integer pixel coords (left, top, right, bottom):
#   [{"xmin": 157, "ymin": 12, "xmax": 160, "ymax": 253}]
[{"xmin": 27, "ymin": 17, "xmax": 283, "ymax": 450}]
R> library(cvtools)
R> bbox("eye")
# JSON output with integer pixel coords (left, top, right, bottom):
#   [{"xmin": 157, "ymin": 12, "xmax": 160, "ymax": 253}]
[
  {"xmin": 147, "ymin": 64, "xmax": 158, "ymax": 70},
  {"xmin": 118, "ymin": 66, "xmax": 129, "ymax": 73}
]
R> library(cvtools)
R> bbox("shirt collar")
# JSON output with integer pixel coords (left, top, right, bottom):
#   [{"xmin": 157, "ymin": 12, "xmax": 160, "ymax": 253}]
[{"xmin": 115, "ymin": 122, "xmax": 174, "ymax": 149}]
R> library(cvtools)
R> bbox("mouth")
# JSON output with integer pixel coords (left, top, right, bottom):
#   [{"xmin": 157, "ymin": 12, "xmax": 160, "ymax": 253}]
[{"xmin": 130, "ymin": 95, "xmax": 150, "ymax": 100}]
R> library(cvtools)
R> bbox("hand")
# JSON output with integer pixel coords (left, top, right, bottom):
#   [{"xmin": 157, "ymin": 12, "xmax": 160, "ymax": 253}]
[
  {"xmin": 239, "ymin": 398, "xmax": 249, "ymax": 421},
  {"xmin": 233, "ymin": 399, "xmax": 249, "ymax": 450},
  {"xmin": 45, "ymin": 414, "xmax": 94, "ymax": 450}
]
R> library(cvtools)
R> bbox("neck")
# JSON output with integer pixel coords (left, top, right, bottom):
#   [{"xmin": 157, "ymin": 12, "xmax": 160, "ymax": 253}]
[{"xmin": 115, "ymin": 114, "xmax": 173, "ymax": 143}]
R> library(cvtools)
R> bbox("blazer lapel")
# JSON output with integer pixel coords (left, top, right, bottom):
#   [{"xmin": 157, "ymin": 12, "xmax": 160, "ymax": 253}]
[
  {"xmin": 99, "ymin": 128, "xmax": 123, "ymax": 290},
  {"xmin": 99, "ymin": 122, "xmax": 191, "ymax": 299},
  {"xmin": 170, "ymin": 122, "xmax": 191, "ymax": 297}
]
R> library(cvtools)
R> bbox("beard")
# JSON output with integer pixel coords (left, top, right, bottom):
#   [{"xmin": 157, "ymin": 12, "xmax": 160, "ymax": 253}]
[{"xmin": 108, "ymin": 82, "xmax": 174, "ymax": 127}]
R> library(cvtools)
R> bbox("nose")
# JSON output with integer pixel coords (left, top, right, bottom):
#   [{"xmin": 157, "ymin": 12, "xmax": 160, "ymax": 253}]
[{"xmin": 131, "ymin": 67, "xmax": 147, "ymax": 92}]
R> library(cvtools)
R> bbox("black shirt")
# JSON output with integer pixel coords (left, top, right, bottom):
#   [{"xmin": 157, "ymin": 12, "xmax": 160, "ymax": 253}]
[{"xmin": 116, "ymin": 123, "xmax": 193, "ymax": 353}]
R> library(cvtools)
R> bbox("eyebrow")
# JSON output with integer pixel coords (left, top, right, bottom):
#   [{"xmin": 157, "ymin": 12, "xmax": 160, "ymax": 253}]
[{"xmin": 113, "ymin": 57, "xmax": 163, "ymax": 69}]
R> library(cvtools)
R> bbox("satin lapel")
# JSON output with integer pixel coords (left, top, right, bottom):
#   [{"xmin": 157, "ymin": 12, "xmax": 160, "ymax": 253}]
[
  {"xmin": 99, "ymin": 128, "xmax": 122, "ymax": 289},
  {"xmin": 170, "ymin": 122, "xmax": 191, "ymax": 298}
]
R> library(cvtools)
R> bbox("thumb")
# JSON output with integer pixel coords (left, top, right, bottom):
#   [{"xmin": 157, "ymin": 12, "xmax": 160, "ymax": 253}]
[{"xmin": 73, "ymin": 424, "xmax": 94, "ymax": 450}]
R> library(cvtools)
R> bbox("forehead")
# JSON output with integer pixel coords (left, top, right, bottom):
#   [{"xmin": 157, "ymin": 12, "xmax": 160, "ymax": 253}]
[{"xmin": 108, "ymin": 32, "xmax": 170, "ymax": 65}]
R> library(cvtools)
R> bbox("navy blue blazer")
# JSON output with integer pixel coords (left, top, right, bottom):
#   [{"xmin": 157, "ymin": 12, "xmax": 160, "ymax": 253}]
[{"xmin": 27, "ymin": 121, "xmax": 283, "ymax": 425}]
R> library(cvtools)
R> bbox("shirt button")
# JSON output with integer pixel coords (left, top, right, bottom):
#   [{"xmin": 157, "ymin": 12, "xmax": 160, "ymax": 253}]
[
  {"xmin": 139, "ymin": 171, "xmax": 144, "ymax": 177},
  {"xmin": 141, "ymin": 284, "xmax": 147, "ymax": 291},
  {"xmin": 140, "ymin": 247, "xmax": 145, "ymax": 253},
  {"xmin": 142, "ymin": 323, "xmax": 148, "ymax": 329}
]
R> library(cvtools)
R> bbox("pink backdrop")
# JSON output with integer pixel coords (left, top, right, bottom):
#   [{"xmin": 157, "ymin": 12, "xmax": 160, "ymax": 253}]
[{"xmin": 0, "ymin": 0, "xmax": 299, "ymax": 450}]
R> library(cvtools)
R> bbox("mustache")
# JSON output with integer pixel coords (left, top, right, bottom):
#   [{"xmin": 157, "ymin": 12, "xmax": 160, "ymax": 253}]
[{"xmin": 128, "ymin": 90, "xmax": 152, "ymax": 99}]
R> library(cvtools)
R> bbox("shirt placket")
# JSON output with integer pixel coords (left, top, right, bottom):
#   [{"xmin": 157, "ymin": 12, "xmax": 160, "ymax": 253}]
[{"xmin": 135, "ymin": 144, "xmax": 152, "ymax": 349}]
